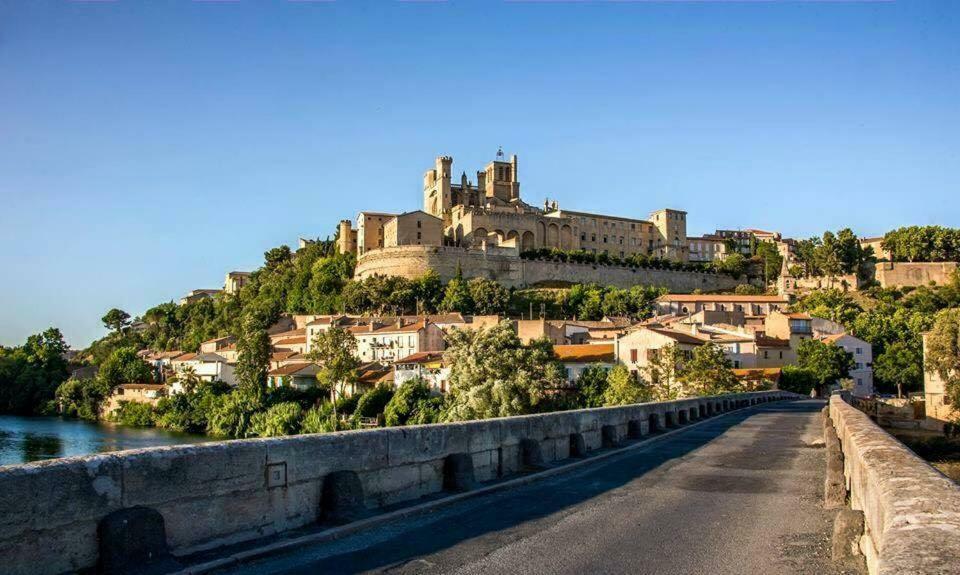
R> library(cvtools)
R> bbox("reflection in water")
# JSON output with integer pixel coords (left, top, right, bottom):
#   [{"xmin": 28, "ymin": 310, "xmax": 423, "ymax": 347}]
[
  {"xmin": 20, "ymin": 433, "xmax": 63, "ymax": 462},
  {"xmin": 0, "ymin": 415, "xmax": 207, "ymax": 467}
]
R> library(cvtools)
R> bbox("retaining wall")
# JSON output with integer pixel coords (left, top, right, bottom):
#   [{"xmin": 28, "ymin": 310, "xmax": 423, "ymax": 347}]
[
  {"xmin": 354, "ymin": 245, "xmax": 744, "ymax": 292},
  {"xmin": 828, "ymin": 395, "xmax": 960, "ymax": 574},
  {"xmin": 0, "ymin": 391, "xmax": 789, "ymax": 575},
  {"xmin": 874, "ymin": 261, "xmax": 958, "ymax": 288}
]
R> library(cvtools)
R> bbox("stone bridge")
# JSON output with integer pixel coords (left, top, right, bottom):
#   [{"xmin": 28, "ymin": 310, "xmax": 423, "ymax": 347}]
[{"xmin": 2, "ymin": 391, "xmax": 958, "ymax": 574}]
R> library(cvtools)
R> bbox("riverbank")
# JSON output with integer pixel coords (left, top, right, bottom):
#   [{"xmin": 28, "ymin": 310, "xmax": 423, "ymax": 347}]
[{"xmin": 0, "ymin": 415, "xmax": 207, "ymax": 466}]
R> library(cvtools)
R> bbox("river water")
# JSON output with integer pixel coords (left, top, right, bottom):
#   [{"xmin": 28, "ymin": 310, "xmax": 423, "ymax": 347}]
[{"xmin": 0, "ymin": 415, "xmax": 208, "ymax": 467}]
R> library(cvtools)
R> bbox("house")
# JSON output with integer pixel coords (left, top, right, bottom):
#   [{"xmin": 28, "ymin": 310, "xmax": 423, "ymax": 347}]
[
  {"xmin": 267, "ymin": 363, "xmax": 320, "ymax": 390},
  {"xmin": 170, "ymin": 352, "xmax": 237, "ymax": 388},
  {"xmin": 199, "ymin": 336, "xmax": 235, "ymax": 354},
  {"xmin": 687, "ymin": 234, "xmax": 728, "ymax": 263},
  {"xmin": 819, "ymin": 333, "xmax": 874, "ymax": 398},
  {"xmin": 654, "ymin": 294, "xmax": 789, "ymax": 317},
  {"xmin": 179, "ymin": 289, "xmax": 222, "ymax": 305},
  {"xmin": 271, "ymin": 328, "xmax": 308, "ymax": 354},
  {"xmin": 350, "ymin": 319, "xmax": 444, "ymax": 363},
  {"xmin": 515, "ymin": 319, "xmax": 569, "ymax": 345},
  {"xmin": 732, "ymin": 367, "xmax": 782, "ymax": 390},
  {"xmin": 141, "ymin": 350, "xmax": 183, "ymax": 382},
  {"xmin": 101, "ymin": 383, "xmax": 168, "ymax": 417},
  {"xmin": 224, "ymin": 271, "xmax": 251, "ymax": 295},
  {"xmin": 394, "ymin": 351, "xmax": 449, "ymax": 393},
  {"xmin": 553, "ymin": 343, "xmax": 616, "ymax": 384},
  {"xmin": 352, "ymin": 362, "xmax": 394, "ymax": 396}
]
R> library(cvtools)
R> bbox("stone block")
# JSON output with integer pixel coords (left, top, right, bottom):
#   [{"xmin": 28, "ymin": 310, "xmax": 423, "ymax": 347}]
[{"xmin": 831, "ymin": 509, "xmax": 864, "ymax": 563}]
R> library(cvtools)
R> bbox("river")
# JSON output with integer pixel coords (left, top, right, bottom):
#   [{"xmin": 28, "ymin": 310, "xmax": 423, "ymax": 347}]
[{"xmin": 0, "ymin": 415, "xmax": 209, "ymax": 467}]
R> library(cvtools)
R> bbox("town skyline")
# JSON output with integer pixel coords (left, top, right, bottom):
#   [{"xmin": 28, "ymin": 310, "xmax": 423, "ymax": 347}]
[{"xmin": 2, "ymin": 0, "xmax": 958, "ymax": 347}]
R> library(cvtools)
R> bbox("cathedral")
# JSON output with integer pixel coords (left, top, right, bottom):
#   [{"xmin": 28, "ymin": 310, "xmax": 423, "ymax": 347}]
[{"xmin": 338, "ymin": 150, "xmax": 689, "ymax": 263}]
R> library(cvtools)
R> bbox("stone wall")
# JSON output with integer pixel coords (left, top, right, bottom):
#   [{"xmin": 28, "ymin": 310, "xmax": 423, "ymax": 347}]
[
  {"xmin": 354, "ymin": 246, "xmax": 744, "ymax": 292},
  {"xmin": 828, "ymin": 395, "xmax": 960, "ymax": 574},
  {"xmin": 0, "ymin": 391, "xmax": 790, "ymax": 575},
  {"xmin": 874, "ymin": 261, "xmax": 958, "ymax": 288}
]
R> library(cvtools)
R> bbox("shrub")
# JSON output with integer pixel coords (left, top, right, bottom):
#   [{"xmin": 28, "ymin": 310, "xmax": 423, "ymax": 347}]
[
  {"xmin": 110, "ymin": 401, "xmax": 156, "ymax": 427},
  {"xmin": 353, "ymin": 384, "xmax": 394, "ymax": 423},
  {"xmin": 249, "ymin": 401, "xmax": 303, "ymax": 437},
  {"xmin": 384, "ymin": 378, "xmax": 433, "ymax": 426}
]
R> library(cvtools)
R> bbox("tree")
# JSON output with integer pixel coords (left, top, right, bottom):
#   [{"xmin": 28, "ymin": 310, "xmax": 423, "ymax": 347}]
[
  {"xmin": 603, "ymin": 365, "xmax": 648, "ymax": 406},
  {"xmin": 353, "ymin": 384, "xmax": 394, "ymax": 423},
  {"xmin": 98, "ymin": 347, "xmax": 153, "ymax": 387},
  {"xmin": 250, "ymin": 402, "xmax": 303, "ymax": 437},
  {"xmin": 677, "ymin": 342, "xmax": 738, "ymax": 396},
  {"xmin": 644, "ymin": 343, "xmax": 686, "ymax": 401},
  {"xmin": 797, "ymin": 339, "xmax": 855, "ymax": 390},
  {"xmin": 443, "ymin": 321, "xmax": 565, "ymax": 421},
  {"xmin": 101, "ymin": 308, "xmax": 131, "ymax": 333},
  {"xmin": 467, "ymin": 278, "xmax": 510, "ymax": 315},
  {"xmin": 873, "ymin": 342, "xmax": 923, "ymax": 398},
  {"xmin": 716, "ymin": 253, "xmax": 747, "ymax": 279},
  {"xmin": 264, "ymin": 245, "xmax": 293, "ymax": 270},
  {"xmin": 55, "ymin": 377, "xmax": 110, "ymax": 420},
  {"xmin": 308, "ymin": 326, "xmax": 360, "ymax": 420},
  {"xmin": 384, "ymin": 378, "xmax": 434, "ymax": 426},
  {"xmin": 779, "ymin": 365, "xmax": 818, "ymax": 396},
  {"xmin": 234, "ymin": 313, "xmax": 270, "ymax": 393},
  {"xmin": 576, "ymin": 365, "xmax": 611, "ymax": 408},
  {"xmin": 792, "ymin": 289, "xmax": 863, "ymax": 326},
  {"xmin": 440, "ymin": 266, "xmax": 473, "ymax": 313},
  {"xmin": 924, "ymin": 309, "xmax": 960, "ymax": 408},
  {"xmin": 754, "ymin": 241, "xmax": 783, "ymax": 283},
  {"xmin": 207, "ymin": 387, "xmax": 264, "ymax": 437}
]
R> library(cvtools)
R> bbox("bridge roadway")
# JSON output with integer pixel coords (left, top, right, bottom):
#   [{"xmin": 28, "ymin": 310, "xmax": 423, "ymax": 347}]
[{"xmin": 217, "ymin": 400, "xmax": 856, "ymax": 575}]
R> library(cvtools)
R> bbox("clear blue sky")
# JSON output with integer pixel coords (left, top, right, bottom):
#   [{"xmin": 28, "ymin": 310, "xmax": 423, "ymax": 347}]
[{"xmin": 1, "ymin": 0, "xmax": 958, "ymax": 349}]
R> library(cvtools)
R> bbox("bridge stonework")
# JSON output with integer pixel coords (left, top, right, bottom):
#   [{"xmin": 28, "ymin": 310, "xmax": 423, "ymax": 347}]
[
  {"xmin": 0, "ymin": 391, "xmax": 787, "ymax": 575},
  {"xmin": 828, "ymin": 395, "xmax": 960, "ymax": 574}
]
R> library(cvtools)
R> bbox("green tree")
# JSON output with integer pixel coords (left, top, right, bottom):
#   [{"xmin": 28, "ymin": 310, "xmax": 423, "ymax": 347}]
[
  {"xmin": 308, "ymin": 326, "xmax": 360, "ymax": 420},
  {"xmin": 101, "ymin": 308, "xmax": 131, "ymax": 333},
  {"xmin": 603, "ymin": 365, "xmax": 648, "ymax": 406},
  {"xmin": 443, "ymin": 321, "xmax": 565, "ymax": 421},
  {"xmin": 873, "ymin": 342, "xmax": 923, "ymax": 398},
  {"xmin": 98, "ymin": 347, "xmax": 153, "ymax": 387},
  {"xmin": 677, "ymin": 342, "xmax": 738, "ymax": 396},
  {"xmin": 754, "ymin": 241, "xmax": 784, "ymax": 283},
  {"xmin": 441, "ymin": 266, "xmax": 473, "ymax": 313},
  {"xmin": 234, "ymin": 313, "xmax": 271, "ymax": 393},
  {"xmin": 55, "ymin": 377, "xmax": 111, "ymax": 420},
  {"xmin": 353, "ymin": 384, "xmax": 394, "ymax": 423},
  {"xmin": 576, "ymin": 365, "xmax": 611, "ymax": 408},
  {"xmin": 779, "ymin": 365, "xmax": 819, "ymax": 396},
  {"xmin": 384, "ymin": 378, "xmax": 434, "ymax": 426},
  {"xmin": 924, "ymin": 309, "xmax": 960, "ymax": 409},
  {"xmin": 207, "ymin": 387, "xmax": 264, "ymax": 437},
  {"xmin": 797, "ymin": 338, "xmax": 855, "ymax": 390},
  {"xmin": 250, "ymin": 402, "xmax": 303, "ymax": 437},
  {"xmin": 467, "ymin": 278, "xmax": 510, "ymax": 315},
  {"xmin": 716, "ymin": 253, "xmax": 747, "ymax": 279},
  {"xmin": 792, "ymin": 289, "xmax": 863, "ymax": 325}
]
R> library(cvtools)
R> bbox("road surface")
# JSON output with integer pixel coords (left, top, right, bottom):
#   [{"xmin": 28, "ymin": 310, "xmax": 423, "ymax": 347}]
[{"xmin": 217, "ymin": 400, "xmax": 857, "ymax": 575}]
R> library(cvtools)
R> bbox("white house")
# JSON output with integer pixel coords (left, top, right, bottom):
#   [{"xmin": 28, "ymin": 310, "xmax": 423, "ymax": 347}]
[
  {"xmin": 820, "ymin": 333, "xmax": 874, "ymax": 397},
  {"xmin": 170, "ymin": 352, "xmax": 237, "ymax": 389}
]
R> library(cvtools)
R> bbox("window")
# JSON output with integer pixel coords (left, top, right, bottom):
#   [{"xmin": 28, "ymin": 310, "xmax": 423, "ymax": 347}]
[
  {"xmin": 630, "ymin": 349, "xmax": 638, "ymax": 362},
  {"xmin": 591, "ymin": 234, "xmax": 596, "ymax": 242},
  {"xmin": 763, "ymin": 351, "xmax": 769, "ymax": 359},
  {"xmin": 417, "ymin": 220, "xmax": 422, "ymax": 228},
  {"xmin": 417, "ymin": 232, "xmax": 421, "ymax": 240},
  {"xmin": 856, "ymin": 348, "xmax": 862, "ymax": 355},
  {"xmin": 603, "ymin": 236, "xmax": 608, "ymax": 243},
  {"xmin": 581, "ymin": 233, "xmax": 586, "ymax": 241},
  {"xmin": 779, "ymin": 351, "xmax": 783, "ymax": 359},
  {"xmin": 734, "ymin": 360, "xmax": 740, "ymax": 368}
]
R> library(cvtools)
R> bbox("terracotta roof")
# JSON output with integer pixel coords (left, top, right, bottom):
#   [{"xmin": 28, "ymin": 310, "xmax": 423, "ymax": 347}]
[
  {"xmin": 115, "ymin": 383, "xmax": 168, "ymax": 391},
  {"xmin": 783, "ymin": 312, "xmax": 812, "ymax": 319},
  {"xmin": 397, "ymin": 351, "xmax": 444, "ymax": 365},
  {"xmin": 350, "ymin": 320, "xmax": 428, "ymax": 336},
  {"xmin": 173, "ymin": 352, "xmax": 197, "ymax": 362},
  {"xmin": 554, "ymin": 344, "xmax": 615, "ymax": 363},
  {"xmin": 200, "ymin": 336, "xmax": 233, "ymax": 345},
  {"xmin": 657, "ymin": 294, "xmax": 788, "ymax": 303},
  {"xmin": 274, "ymin": 336, "xmax": 307, "ymax": 346},
  {"xmin": 271, "ymin": 328, "xmax": 306, "ymax": 339},
  {"xmin": 732, "ymin": 367, "xmax": 782, "ymax": 380},
  {"xmin": 755, "ymin": 335, "xmax": 790, "ymax": 348},
  {"xmin": 356, "ymin": 363, "xmax": 393, "ymax": 384},
  {"xmin": 647, "ymin": 328, "xmax": 705, "ymax": 346},
  {"xmin": 269, "ymin": 350, "xmax": 298, "ymax": 362},
  {"xmin": 268, "ymin": 362, "xmax": 318, "ymax": 377}
]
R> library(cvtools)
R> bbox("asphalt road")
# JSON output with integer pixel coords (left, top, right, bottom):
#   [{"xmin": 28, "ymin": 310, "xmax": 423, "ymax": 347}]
[{"xmin": 217, "ymin": 400, "xmax": 857, "ymax": 575}]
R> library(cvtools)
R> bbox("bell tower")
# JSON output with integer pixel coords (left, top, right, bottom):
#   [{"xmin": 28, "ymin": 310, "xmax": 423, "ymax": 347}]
[
  {"xmin": 482, "ymin": 147, "xmax": 520, "ymax": 203},
  {"xmin": 423, "ymin": 155, "xmax": 453, "ymax": 218}
]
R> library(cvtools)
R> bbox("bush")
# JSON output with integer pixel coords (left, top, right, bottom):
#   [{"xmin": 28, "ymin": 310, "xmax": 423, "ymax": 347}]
[
  {"xmin": 301, "ymin": 402, "xmax": 346, "ymax": 434},
  {"xmin": 384, "ymin": 378, "xmax": 433, "ymax": 426},
  {"xmin": 353, "ymin": 384, "xmax": 395, "ymax": 423},
  {"xmin": 779, "ymin": 365, "xmax": 818, "ymax": 395},
  {"xmin": 110, "ymin": 401, "xmax": 156, "ymax": 427},
  {"xmin": 249, "ymin": 401, "xmax": 303, "ymax": 437},
  {"xmin": 55, "ymin": 377, "xmax": 111, "ymax": 421},
  {"xmin": 207, "ymin": 388, "xmax": 264, "ymax": 438}
]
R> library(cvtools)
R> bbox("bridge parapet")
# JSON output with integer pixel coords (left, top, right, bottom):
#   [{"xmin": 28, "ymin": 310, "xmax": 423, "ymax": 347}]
[
  {"xmin": 0, "ymin": 390, "xmax": 791, "ymax": 575},
  {"xmin": 829, "ymin": 395, "xmax": 960, "ymax": 574}
]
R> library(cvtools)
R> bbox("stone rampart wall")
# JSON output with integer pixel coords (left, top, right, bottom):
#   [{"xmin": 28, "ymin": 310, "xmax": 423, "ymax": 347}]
[
  {"xmin": 874, "ymin": 261, "xmax": 958, "ymax": 288},
  {"xmin": 1, "ymin": 391, "xmax": 790, "ymax": 575},
  {"xmin": 354, "ymin": 246, "xmax": 744, "ymax": 292},
  {"xmin": 829, "ymin": 395, "xmax": 960, "ymax": 574}
]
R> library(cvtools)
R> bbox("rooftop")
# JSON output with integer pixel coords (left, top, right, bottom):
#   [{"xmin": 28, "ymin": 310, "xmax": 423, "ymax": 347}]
[
  {"xmin": 553, "ymin": 344, "xmax": 615, "ymax": 363},
  {"xmin": 657, "ymin": 294, "xmax": 788, "ymax": 303}
]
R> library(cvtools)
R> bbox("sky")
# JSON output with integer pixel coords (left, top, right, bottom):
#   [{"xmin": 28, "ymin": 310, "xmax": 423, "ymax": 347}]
[{"xmin": 1, "ymin": 0, "xmax": 958, "ymax": 349}]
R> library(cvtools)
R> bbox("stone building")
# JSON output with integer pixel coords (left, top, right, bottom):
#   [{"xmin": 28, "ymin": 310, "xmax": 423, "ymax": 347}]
[{"xmin": 339, "ymin": 150, "xmax": 689, "ymax": 261}]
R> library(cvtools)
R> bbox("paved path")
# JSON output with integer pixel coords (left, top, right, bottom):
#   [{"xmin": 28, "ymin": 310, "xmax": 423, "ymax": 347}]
[{"xmin": 217, "ymin": 400, "xmax": 857, "ymax": 575}]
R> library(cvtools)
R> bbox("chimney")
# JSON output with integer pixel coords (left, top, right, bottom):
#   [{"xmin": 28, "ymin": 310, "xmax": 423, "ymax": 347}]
[
  {"xmin": 369, "ymin": 321, "xmax": 376, "ymax": 333},
  {"xmin": 396, "ymin": 317, "xmax": 404, "ymax": 329}
]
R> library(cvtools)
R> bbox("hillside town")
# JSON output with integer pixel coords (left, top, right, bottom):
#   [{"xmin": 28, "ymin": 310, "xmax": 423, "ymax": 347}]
[{"xmin": 66, "ymin": 153, "xmax": 959, "ymax": 437}]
